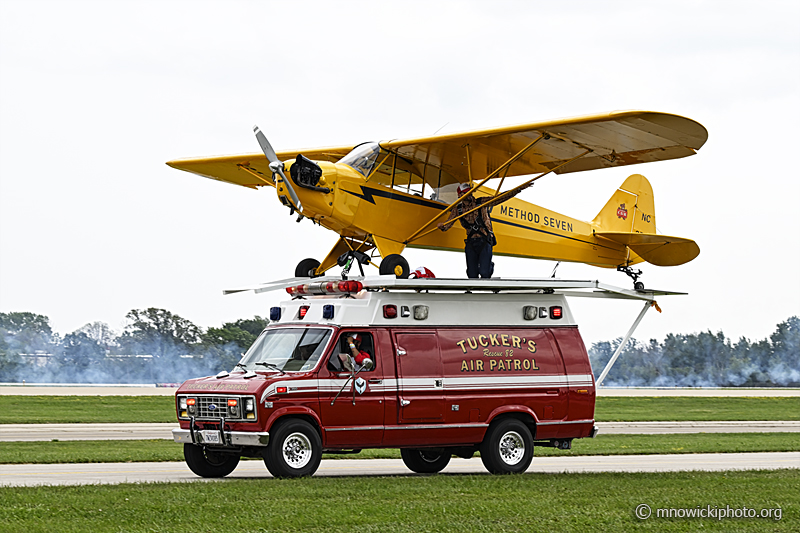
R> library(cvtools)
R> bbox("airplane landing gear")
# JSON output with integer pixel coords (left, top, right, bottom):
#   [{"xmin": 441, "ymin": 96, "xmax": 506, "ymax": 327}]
[
  {"xmin": 617, "ymin": 265, "xmax": 645, "ymax": 291},
  {"xmin": 337, "ymin": 251, "xmax": 370, "ymax": 279},
  {"xmin": 295, "ymin": 258, "xmax": 321, "ymax": 278},
  {"xmin": 379, "ymin": 254, "xmax": 410, "ymax": 279}
]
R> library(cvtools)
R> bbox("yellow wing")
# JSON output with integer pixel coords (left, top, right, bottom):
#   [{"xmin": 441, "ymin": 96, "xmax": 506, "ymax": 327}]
[
  {"xmin": 166, "ymin": 146, "xmax": 355, "ymax": 189},
  {"xmin": 167, "ymin": 111, "xmax": 707, "ymax": 190},
  {"xmin": 380, "ymin": 110, "xmax": 708, "ymax": 187}
]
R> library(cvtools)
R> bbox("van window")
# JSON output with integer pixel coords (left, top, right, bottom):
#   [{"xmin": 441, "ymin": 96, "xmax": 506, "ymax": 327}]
[{"xmin": 328, "ymin": 332, "xmax": 376, "ymax": 372}]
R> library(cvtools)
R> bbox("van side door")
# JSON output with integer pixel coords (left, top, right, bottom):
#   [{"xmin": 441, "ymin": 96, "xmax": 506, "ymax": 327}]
[
  {"xmin": 394, "ymin": 331, "xmax": 445, "ymax": 423},
  {"xmin": 317, "ymin": 330, "xmax": 385, "ymax": 447}
]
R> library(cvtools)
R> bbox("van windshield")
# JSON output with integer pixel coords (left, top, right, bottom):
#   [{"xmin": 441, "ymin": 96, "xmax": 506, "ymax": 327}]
[{"xmin": 237, "ymin": 328, "xmax": 332, "ymax": 372}]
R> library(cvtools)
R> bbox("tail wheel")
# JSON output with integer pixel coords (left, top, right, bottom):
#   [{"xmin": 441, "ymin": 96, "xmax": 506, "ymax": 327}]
[
  {"xmin": 479, "ymin": 418, "xmax": 534, "ymax": 474},
  {"xmin": 400, "ymin": 448, "xmax": 451, "ymax": 474},
  {"xmin": 264, "ymin": 419, "xmax": 322, "ymax": 478},
  {"xmin": 183, "ymin": 444, "xmax": 240, "ymax": 478},
  {"xmin": 379, "ymin": 254, "xmax": 410, "ymax": 278},
  {"xmin": 295, "ymin": 258, "xmax": 321, "ymax": 277}
]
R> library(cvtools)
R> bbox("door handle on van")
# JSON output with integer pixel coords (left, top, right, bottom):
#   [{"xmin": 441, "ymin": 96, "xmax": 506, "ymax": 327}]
[
  {"xmin": 397, "ymin": 347, "xmax": 407, "ymax": 355},
  {"xmin": 400, "ymin": 399, "xmax": 411, "ymax": 406},
  {"xmin": 369, "ymin": 378, "xmax": 382, "ymax": 384}
]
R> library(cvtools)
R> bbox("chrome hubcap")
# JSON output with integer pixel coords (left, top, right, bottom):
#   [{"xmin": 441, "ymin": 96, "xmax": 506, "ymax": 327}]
[
  {"xmin": 498, "ymin": 430, "xmax": 525, "ymax": 465},
  {"xmin": 282, "ymin": 432, "xmax": 312, "ymax": 469}
]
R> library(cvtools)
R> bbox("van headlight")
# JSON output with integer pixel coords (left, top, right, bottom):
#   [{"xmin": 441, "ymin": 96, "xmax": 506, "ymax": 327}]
[{"xmin": 245, "ymin": 397, "xmax": 256, "ymax": 419}]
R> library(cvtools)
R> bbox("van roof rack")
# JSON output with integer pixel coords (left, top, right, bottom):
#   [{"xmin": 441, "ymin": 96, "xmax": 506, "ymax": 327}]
[{"xmin": 224, "ymin": 275, "xmax": 685, "ymax": 302}]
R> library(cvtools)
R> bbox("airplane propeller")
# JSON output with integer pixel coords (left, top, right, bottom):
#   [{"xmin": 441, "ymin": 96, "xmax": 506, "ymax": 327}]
[{"xmin": 253, "ymin": 125, "xmax": 303, "ymax": 213}]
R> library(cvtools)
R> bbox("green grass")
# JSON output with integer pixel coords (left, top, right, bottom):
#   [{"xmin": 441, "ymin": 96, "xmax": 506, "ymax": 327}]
[
  {"xmin": 0, "ymin": 470, "xmax": 796, "ymax": 533},
  {"xmin": 594, "ymin": 396, "xmax": 800, "ymax": 421},
  {"xmin": 0, "ymin": 395, "xmax": 176, "ymax": 424},
  {"xmin": 2, "ymin": 396, "xmax": 798, "ymax": 424},
  {"xmin": 1, "ymin": 433, "xmax": 797, "ymax": 465}
]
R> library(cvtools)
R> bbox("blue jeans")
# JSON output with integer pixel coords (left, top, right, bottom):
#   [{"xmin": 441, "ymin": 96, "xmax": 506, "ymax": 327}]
[{"xmin": 465, "ymin": 239, "xmax": 494, "ymax": 278}]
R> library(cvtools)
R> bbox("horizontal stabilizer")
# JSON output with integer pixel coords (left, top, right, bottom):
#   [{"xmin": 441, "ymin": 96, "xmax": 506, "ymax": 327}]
[{"xmin": 595, "ymin": 232, "xmax": 700, "ymax": 266}]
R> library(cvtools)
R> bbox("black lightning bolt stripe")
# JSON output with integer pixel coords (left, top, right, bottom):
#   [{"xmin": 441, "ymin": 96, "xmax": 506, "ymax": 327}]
[
  {"xmin": 344, "ymin": 186, "xmax": 446, "ymax": 210},
  {"xmin": 491, "ymin": 218, "xmax": 619, "ymax": 251}
]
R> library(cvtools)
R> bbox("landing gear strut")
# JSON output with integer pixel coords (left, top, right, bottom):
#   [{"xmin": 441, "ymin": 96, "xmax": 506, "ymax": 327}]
[
  {"xmin": 617, "ymin": 265, "xmax": 645, "ymax": 291},
  {"xmin": 337, "ymin": 250, "xmax": 370, "ymax": 279}
]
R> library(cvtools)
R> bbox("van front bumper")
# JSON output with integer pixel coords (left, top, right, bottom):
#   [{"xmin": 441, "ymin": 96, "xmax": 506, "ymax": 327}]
[{"xmin": 172, "ymin": 428, "xmax": 270, "ymax": 447}]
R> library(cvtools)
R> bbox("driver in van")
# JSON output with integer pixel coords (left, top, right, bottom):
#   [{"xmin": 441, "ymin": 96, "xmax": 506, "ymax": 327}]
[{"xmin": 338, "ymin": 333, "xmax": 372, "ymax": 370}]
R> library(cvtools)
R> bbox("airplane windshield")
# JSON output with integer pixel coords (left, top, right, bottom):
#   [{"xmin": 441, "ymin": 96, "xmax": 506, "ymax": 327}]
[{"xmin": 338, "ymin": 143, "xmax": 381, "ymax": 177}]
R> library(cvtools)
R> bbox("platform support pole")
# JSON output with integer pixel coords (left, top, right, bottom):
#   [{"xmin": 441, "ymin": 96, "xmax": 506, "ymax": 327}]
[{"xmin": 595, "ymin": 301, "xmax": 651, "ymax": 386}]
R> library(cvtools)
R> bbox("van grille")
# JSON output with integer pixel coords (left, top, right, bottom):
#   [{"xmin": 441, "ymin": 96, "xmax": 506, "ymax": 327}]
[{"xmin": 178, "ymin": 394, "xmax": 254, "ymax": 421}]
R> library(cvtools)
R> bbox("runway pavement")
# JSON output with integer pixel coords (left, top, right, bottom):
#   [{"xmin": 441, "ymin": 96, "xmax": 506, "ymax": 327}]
[
  {"xmin": 3, "ymin": 421, "xmax": 800, "ymax": 442},
  {"xmin": 1, "ymin": 452, "xmax": 797, "ymax": 487}
]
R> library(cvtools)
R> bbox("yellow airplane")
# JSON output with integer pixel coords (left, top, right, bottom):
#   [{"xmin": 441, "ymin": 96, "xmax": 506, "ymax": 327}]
[{"xmin": 167, "ymin": 110, "xmax": 707, "ymax": 288}]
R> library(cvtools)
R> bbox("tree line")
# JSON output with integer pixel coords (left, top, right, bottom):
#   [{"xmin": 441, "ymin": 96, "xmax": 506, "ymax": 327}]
[
  {"xmin": 589, "ymin": 316, "xmax": 799, "ymax": 387},
  {"xmin": 1, "ymin": 309, "xmax": 798, "ymax": 386},
  {"xmin": 0, "ymin": 309, "xmax": 267, "ymax": 384}
]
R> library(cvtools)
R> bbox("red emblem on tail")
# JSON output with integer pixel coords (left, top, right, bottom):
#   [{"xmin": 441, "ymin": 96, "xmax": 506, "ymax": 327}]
[{"xmin": 616, "ymin": 203, "xmax": 628, "ymax": 220}]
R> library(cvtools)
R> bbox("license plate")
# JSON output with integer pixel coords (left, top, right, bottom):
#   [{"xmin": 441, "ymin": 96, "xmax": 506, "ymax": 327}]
[{"xmin": 200, "ymin": 430, "xmax": 221, "ymax": 444}]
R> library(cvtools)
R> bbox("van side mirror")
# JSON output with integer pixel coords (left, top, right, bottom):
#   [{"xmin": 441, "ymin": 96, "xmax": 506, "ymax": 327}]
[{"xmin": 360, "ymin": 357, "xmax": 374, "ymax": 370}]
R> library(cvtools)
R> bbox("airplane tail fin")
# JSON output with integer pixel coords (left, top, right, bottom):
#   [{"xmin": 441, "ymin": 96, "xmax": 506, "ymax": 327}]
[
  {"xmin": 592, "ymin": 174, "xmax": 656, "ymax": 234},
  {"xmin": 593, "ymin": 174, "xmax": 699, "ymax": 266}
]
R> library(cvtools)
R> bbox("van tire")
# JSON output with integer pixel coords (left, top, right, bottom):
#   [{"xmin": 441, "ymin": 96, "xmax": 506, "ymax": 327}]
[
  {"xmin": 184, "ymin": 444, "xmax": 240, "ymax": 478},
  {"xmin": 379, "ymin": 254, "xmax": 410, "ymax": 278},
  {"xmin": 264, "ymin": 419, "xmax": 322, "ymax": 478},
  {"xmin": 295, "ymin": 258, "xmax": 321, "ymax": 278},
  {"xmin": 479, "ymin": 419, "xmax": 533, "ymax": 474},
  {"xmin": 400, "ymin": 448, "xmax": 451, "ymax": 474}
]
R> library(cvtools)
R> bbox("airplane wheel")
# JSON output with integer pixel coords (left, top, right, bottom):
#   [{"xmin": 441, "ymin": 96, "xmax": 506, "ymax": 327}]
[
  {"xmin": 634, "ymin": 282, "xmax": 645, "ymax": 291},
  {"xmin": 295, "ymin": 258, "xmax": 321, "ymax": 278},
  {"xmin": 379, "ymin": 254, "xmax": 409, "ymax": 278}
]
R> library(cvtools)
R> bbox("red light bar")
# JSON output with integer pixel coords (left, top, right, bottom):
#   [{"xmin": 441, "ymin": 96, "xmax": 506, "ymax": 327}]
[
  {"xmin": 227, "ymin": 399, "xmax": 238, "ymax": 406},
  {"xmin": 550, "ymin": 306, "xmax": 563, "ymax": 319},
  {"xmin": 299, "ymin": 305, "xmax": 310, "ymax": 318},
  {"xmin": 276, "ymin": 386, "xmax": 287, "ymax": 394},
  {"xmin": 186, "ymin": 398, "xmax": 196, "ymax": 406},
  {"xmin": 286, "ymin": 281, "xmax": 363, "ymax": 296}
]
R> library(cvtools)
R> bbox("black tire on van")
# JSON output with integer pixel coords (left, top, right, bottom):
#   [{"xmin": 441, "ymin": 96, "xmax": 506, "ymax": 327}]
[
  {"xmin": 264, "ymin": 419, "xmax": 322, "ymax": 478},
  {"xmin": 400, "ymin": 448, "xmax": 451, "ymax": 474},
  {"xmin": 479, "ymin": 418, "xmax": 534, "ymax": 474},
  {"xmin": 184, "ymin": 444, "xmax": 240, "ymax": 478}
]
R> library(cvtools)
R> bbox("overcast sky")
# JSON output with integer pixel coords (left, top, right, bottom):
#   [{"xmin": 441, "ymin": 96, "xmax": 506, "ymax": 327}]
[{"xmin": 1, "ymin": 0, "xmax": 798, "ymax": 349}]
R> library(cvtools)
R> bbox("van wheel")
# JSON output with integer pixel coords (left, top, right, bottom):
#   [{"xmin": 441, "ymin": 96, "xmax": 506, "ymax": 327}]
[
  {"xmin": 264, "ymin": 419, "xmax": 322, "ymax": 478},
  {"xmin": 295, "ymin": 258, "xmax": 321, "ymax": 278},
  {"xmin": 379, "ymin": 254, "xmax": 410, "ymax": 278},
  {"xmin": 400, "ymin": 448, "xmax": 451, "ymax": 474},
  {"xmin": 479, "ymin": 419, "xmax": 533, "ymax": 474},
  {"xmin": 184, "ymin": 444, "xmax": 240, "ymax": 478}
]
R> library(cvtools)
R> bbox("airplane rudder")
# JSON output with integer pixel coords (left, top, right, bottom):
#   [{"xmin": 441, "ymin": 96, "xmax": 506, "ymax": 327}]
[{"xmin": 622, "ymin": 174, "xmax": 656, "ymax": 234}]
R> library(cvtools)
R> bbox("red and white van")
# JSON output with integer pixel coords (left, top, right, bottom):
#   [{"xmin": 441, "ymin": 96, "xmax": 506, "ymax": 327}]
[{"xmin": 173, "ymin": 277, "xmax": 607, "ymax": 478}]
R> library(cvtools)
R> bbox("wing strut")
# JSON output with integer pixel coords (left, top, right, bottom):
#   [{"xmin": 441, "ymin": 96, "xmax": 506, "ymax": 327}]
[
  {"xmin": 404, "ymin": 148, "xmax": 593, "ymax": 244},
  {"xmin": 403, "ymin": 134, "xmax": 547, "ymax": 243}
]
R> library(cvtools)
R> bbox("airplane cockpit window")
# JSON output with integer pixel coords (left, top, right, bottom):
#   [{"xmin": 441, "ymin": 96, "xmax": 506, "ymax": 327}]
[{"xmin": 338, "ymin": 142, "xmax": 381, "ymax": 177}]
